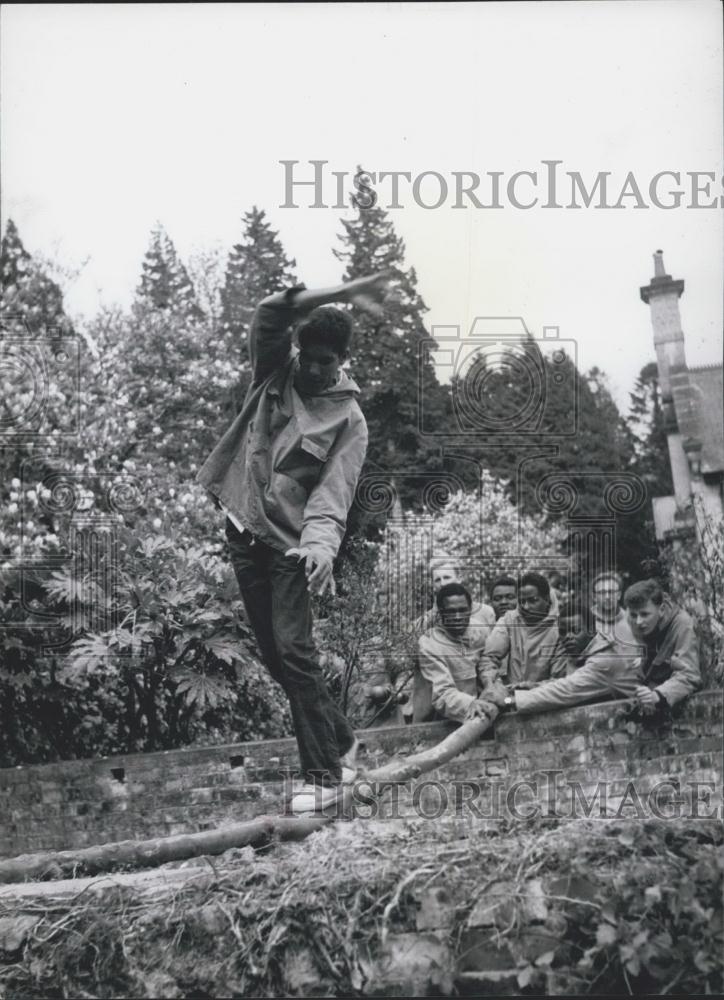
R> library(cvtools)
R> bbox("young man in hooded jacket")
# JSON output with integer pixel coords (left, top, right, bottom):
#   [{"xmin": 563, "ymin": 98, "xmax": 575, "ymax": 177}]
[
  {"xmin": 478, "ymin": 571, "xmax": 567, "ymax": 687},
  {"xmin": 196, "ymin": 272, "xmax": 390, "ymax": 813}
]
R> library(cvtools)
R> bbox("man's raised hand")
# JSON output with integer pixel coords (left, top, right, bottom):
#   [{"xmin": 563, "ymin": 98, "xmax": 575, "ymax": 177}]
[{"xmin": 347, "ymin": 270, "xmax": 393, "ymax": 319}]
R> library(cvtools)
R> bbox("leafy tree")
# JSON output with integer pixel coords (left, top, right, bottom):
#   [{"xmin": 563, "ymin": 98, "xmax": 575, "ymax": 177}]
[
  {"xmin": 0, "ymin": 222, "xmax": 288, "ymax": 764},
  {"xmin": 99, "ymin": 305, "xmax": 235, "ymax": 479},
  {"xmin": 318, "ymin": 471, "xmax": 566, "ymax": 727},
  {"xmin": 333, "ymin": 186, "xmax": 453, "ymax": 524},
  {"xmin": 187, "ymin": 243, "xmax": 226, "ymax": 328},
  {"xmin": 660, "ymin": 497, "xmax": 724, "ymax": 686},
  {"xmin": 119, "ymin": 223, "xmax": 252, "ymax": 476},
  {"xmin": 0, "ymin": 220, "xmax": 79, "ymax": 505},
  {"xmin": 136, "ymin": 224, "xmax": 203, "ymax": 320}
]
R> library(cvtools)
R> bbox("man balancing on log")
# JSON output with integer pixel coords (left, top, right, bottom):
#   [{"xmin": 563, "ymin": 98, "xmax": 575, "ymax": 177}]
[{"xmin": 196, "ymin": 270, "xmax": 392, "ymax": 814}]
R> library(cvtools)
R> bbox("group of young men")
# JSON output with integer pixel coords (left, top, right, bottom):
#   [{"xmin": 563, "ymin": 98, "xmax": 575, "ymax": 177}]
[
  {"xmin": 410, "ymin": 559, "xmax": 701, "ymax": 725},
  {"xmin": 197, "ymin": 271, "xmax": 702, "ymax": 815}
]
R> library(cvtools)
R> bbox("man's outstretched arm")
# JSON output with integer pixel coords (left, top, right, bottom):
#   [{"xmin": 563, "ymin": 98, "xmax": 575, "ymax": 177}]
[
  {"xmin": 250, "ymin": 271, "xmax": 392, "ymax": 384},
  {"xmin": 480, "ymin": 650, "xmax": 640, "ymax": 715},
  {"xmin": 290, "ymin": 272, "xmax": 391, "ymax": 315}
]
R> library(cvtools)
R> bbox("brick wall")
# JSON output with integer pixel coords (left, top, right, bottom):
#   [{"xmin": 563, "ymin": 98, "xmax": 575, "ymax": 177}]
[{"xmin": 1, "ymin": 691, "xmax": 721, "ymax": 859}]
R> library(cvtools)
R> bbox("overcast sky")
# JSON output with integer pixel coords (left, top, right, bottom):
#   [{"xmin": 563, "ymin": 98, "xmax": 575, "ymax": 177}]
[{"xmin": 2, "ymin": 1, "xmax": 722, "ymax": 409}]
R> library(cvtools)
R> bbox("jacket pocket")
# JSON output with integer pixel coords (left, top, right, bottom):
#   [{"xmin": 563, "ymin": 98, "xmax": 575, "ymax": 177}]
[
  {"xmin": 299, "ymin": 435, "xmax": 331, "ymax": 463},
  {"xmin": 274, "ymin": 433, "xmax": 335, "ymax": 496}
]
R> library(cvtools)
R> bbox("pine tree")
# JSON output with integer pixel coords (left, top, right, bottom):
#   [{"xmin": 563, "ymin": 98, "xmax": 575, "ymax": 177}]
[
  {"xmin": 454, "ymin": 342, "xmax": 652, "ymax": 577},
  {"xmin": 136, "ymin": 224, "xmax": 203, "ymax": 320},
  {"xmin": 333, "ymin": 191, "xmax": 453, "ymax": 517},
  {"xmin": 628, "ymin": 361, "xmax": 673, "ymax": 498},
  {"xmin": 220, "ymin": 207, "xmax": 297, "ymax": 362},
  {"xmin": 0, "ymin": 219, "xmax": 73, "ymax": 334}
]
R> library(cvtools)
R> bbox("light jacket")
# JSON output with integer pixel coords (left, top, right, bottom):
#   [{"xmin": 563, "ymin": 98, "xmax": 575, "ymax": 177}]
[
  {"xmin": 515, "ymin": 630, "xmax": 642, "ymax": 713},
  {"xmin": 196, "ymin": 288, "xmax": 368, "ymax": 559},
  {"xmin": 593, "ymin": 607, "xmax": 636, "ymax": 648},
  {"xmin": 414, "ymin": 610, "xmax": 493, "ymax": 723},
  {"xmin": 630, "ymin": 598, "xmax": 701, "ymax": 706},
  {"xmin": 479, "ymin": 603, "xmax": 567, "ymax": 685}
]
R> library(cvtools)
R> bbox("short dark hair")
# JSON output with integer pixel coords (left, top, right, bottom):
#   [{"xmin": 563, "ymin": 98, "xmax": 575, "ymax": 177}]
[
  {"xmin": 436, "ymin": 582, "xmax": 472, "ymax": 611},
  {"xmin": 624, "ymin": 579, "xmax": 664, "ymax": 609},
  {"xmin": 519, "ymin": 571, "xmax": 550, "ymax": 602},
  {"xmin": 558, "ymin": 598, "xmax": 595, "ymax": 634},
  {"xmin": 491, "ymin": 574, "xmax": 517, "ymax": 592},
  {"xmin": 296, "ymin": 306, "xmax": 352, "ymax": 357}
]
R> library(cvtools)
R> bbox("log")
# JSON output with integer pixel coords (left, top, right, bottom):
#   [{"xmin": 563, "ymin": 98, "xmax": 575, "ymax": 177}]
[
  {"xmin": 0, "ymin": 705, "xmax": 498, "ymax": 884},
  {"xmin": 0, "ymin": 815, "xmax": 333, "ymax": 885},
  {"xmin": 360, "ymin": 703, "xmax": 499, "ymax": 784}
]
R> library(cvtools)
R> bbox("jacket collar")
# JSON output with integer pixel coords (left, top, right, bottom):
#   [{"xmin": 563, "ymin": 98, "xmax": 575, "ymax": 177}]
[
  {"xmin": 583, "ymin": 631, "xmax": 615, "ymax": 657},
  {"xmin": 507, "ymin": 603, "xmax": 557, "ymax": 633},
  {"xmin": 431, "ymin": 623, "xmax": 478, "ymax": 648},
  {"xmin": 268, "ymin": 352, "xmax": 361, "ymax": 401}
]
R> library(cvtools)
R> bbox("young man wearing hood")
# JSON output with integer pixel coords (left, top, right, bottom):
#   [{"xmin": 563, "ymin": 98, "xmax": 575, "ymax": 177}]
[
  {"xmin": 479, "ymin": 571, "xmax": 568, "ymax": 686},
  {"xmin": 196, "ymin": 272, "xmax": 390, "ymax": 814},
  {"xmin": 480, "ymin": 597, "xmax": 642, "ymax": 715},
  {"xmin": 413, "ymin": 582, "xmax": 492, "ymax": 723}
]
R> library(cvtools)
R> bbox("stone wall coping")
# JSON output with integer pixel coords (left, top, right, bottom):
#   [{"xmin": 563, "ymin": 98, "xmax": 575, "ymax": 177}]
[{"xmin": 2, "ymin": 689, "xmax": 721, "ymax": 778}]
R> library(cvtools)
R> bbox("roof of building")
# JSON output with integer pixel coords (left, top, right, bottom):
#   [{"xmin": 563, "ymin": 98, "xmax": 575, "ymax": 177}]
[{"xmin": 670, "ymin": 362, "xmax": 724, "ymax": 474}]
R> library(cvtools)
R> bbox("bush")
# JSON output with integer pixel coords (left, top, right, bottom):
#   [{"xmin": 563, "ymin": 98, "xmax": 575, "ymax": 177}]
[
  {"xmin": 0, "ymin": 517, "xmax": 292, "ymax": 766},
  {"xmin": 662, "ymin": 496, "xmax": 724, "ymax": 687}
]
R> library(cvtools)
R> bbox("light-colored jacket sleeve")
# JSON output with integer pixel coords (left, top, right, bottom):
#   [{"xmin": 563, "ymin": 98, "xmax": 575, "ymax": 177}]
[
  {"xmin": 249, "ymin": 287, "xmax": 306, "ymax": 384},
  {"xmin": 300, "ymin": 409, "xmax": 368, "ymax": 560},
  {"xmin": 515, "ymin": 651, "xmax": 640, "ymax": 713},
  {"xmin": 479, "ymin": 620, "xmax": 511, "ymax": 682},
  {"xmin": 656, "ymin": 618, "xmax": 702, "ymax": 706},
  {"xmin": 418, "ymin": 636, "xmax": 476, "ymax": 723}
]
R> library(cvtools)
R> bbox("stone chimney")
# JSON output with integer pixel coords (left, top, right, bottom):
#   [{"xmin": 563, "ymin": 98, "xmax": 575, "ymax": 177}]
[
  {"xmin": 639, "ymin": 251, "xmax": 692, "ymax": 507},
  {"xmin": 639, "ymin": 250, "xmax": 686, "ymax": 409}
]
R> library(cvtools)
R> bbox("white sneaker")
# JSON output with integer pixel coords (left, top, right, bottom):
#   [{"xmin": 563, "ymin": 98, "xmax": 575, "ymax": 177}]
[
  {"xmin": 289, "ymin": 783, "xmax": 343, "ymax": 815},
  {"xmin": 340, "ymin": 737, "xmax": 360, "ymax": 771}
]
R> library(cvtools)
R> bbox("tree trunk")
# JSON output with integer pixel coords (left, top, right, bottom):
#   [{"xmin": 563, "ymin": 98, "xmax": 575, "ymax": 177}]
[
  {"xmin": 360, "ymin": 711, "xmax": 497, "ymax": 784},
  {"xmin": 0, "ymin": 708, "xmax": 498, "ymax": 884},
  {"xmin": 0, "ymin": 815, "xmax": 333, "ymax": 885}
]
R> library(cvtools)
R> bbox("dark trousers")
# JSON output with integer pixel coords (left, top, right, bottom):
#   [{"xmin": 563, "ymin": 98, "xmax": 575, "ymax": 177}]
[{"xmin": 225, "ymin": 518, "xmax": 355, "ymax": 785}]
